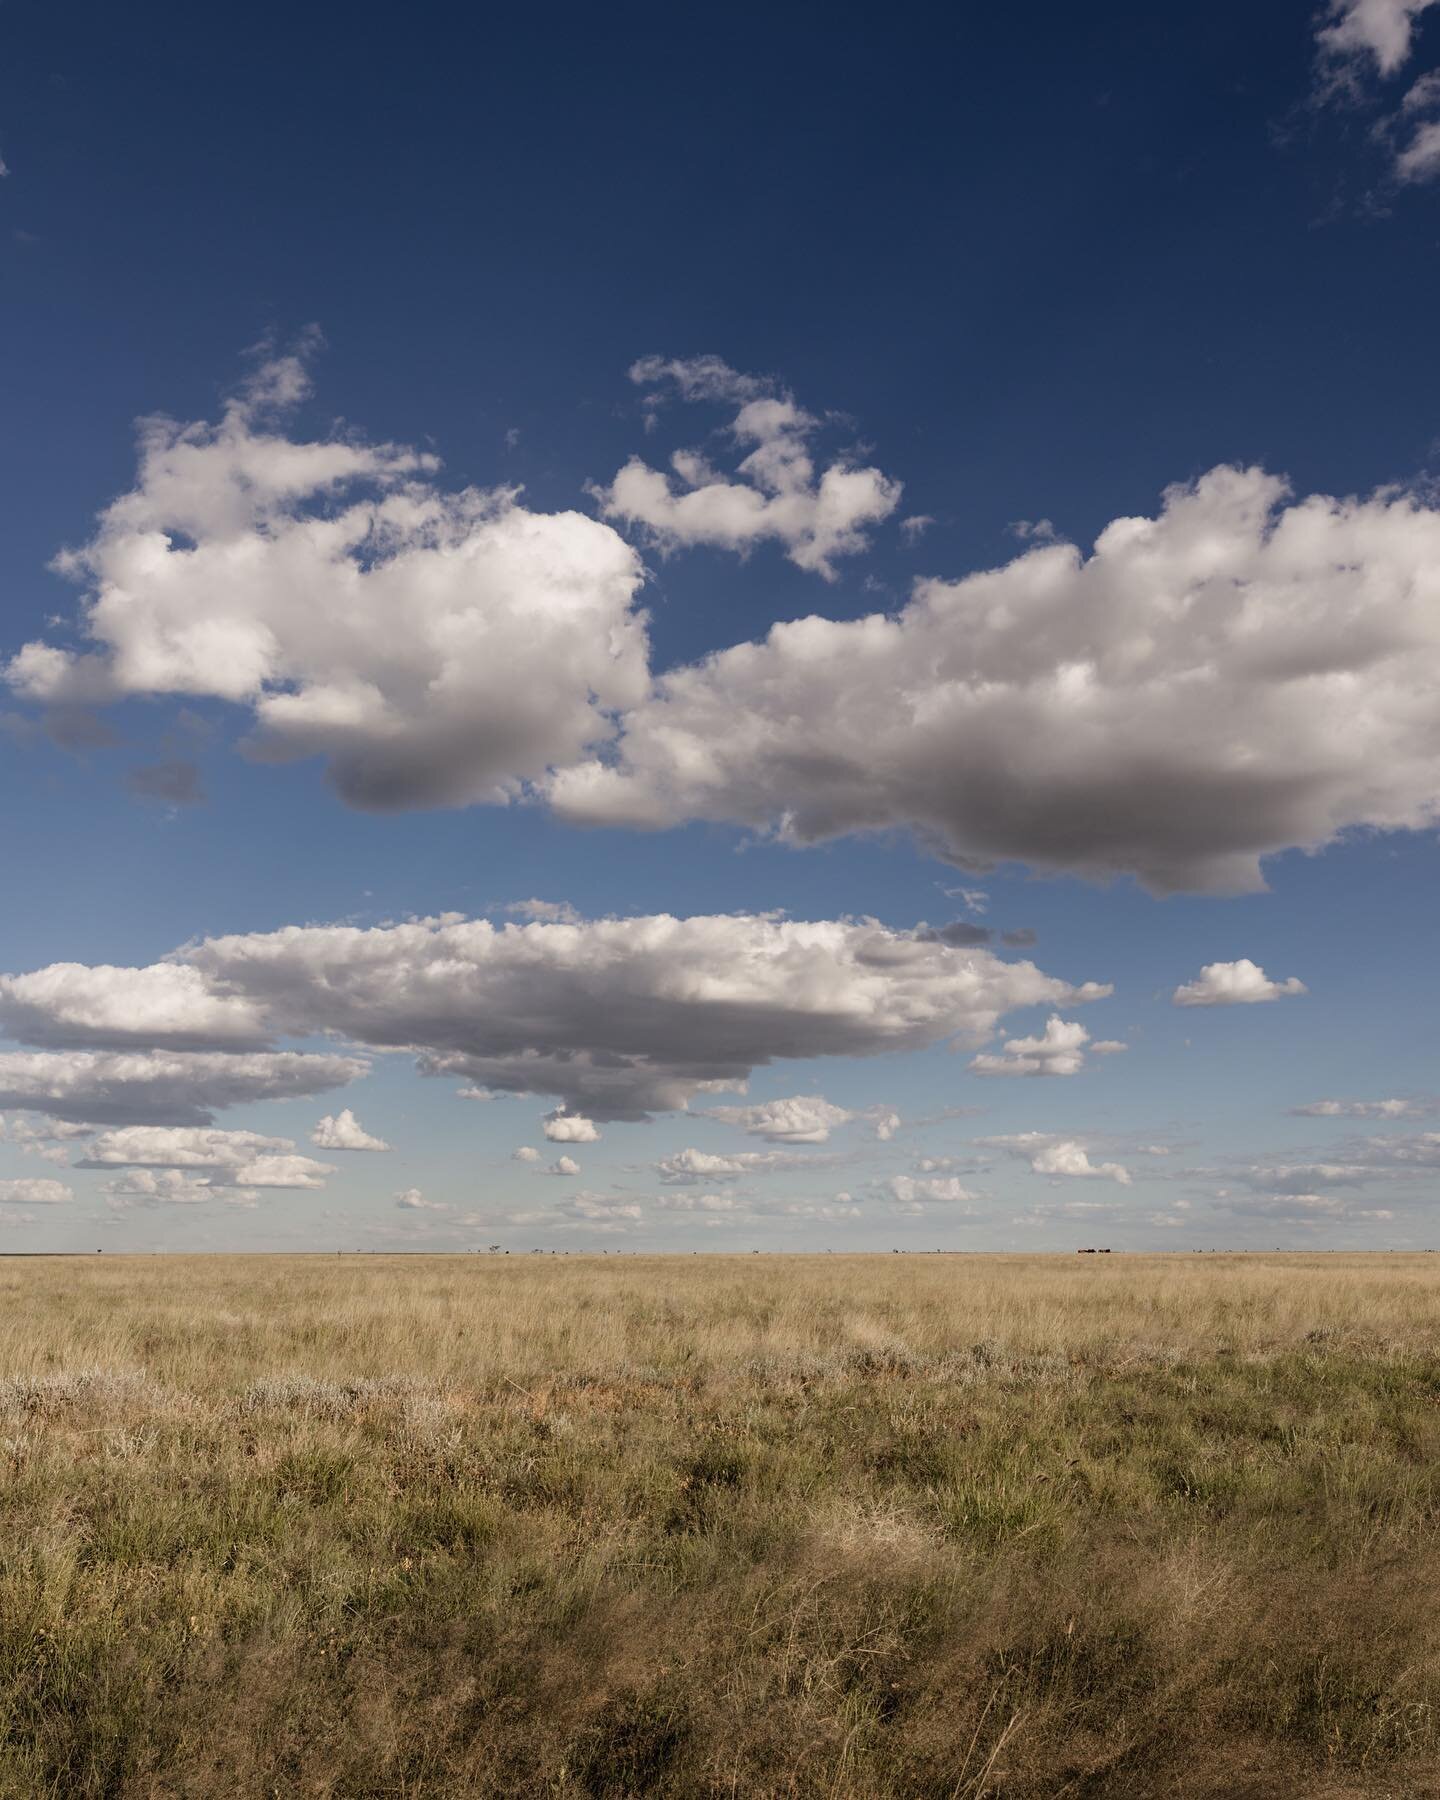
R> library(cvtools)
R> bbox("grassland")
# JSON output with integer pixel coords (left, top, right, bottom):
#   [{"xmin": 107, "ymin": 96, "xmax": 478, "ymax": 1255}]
[{"xmin": 2, "ymin": 1253, "xmax": 1440, "ymax": 1797}]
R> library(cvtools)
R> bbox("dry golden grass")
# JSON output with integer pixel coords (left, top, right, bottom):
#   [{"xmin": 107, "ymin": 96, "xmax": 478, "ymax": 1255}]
[{"xmin": 3, "ymin": 1252, "xmax": 1440, "ymax": 1797}]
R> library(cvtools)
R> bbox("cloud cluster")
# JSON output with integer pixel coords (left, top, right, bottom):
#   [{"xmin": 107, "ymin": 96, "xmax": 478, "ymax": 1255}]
[
  {"xmin": 1, "ymin": 913, "xmax": 1103, "ymax": 1124},
  {"xmin": 0, "ymin": 1049, "xmax": 364, "ymax": 1126},
  {"xmin": 5, "ymin": 352, "xmax": 651, "ymax": 812},
  {"xmin": 968, "ymin": 1016, "xmax": 1109, "ymax": 1078},
  {"xmin": 701, "ymin": 1094, "xmax": 855, "ymax": 1143},
  {"xmin": 981, "ymin": 1132, "xmax": 1132, "ymax": 1185},
  {"xmin": 17, "ymin": 359, "xmax": 1440, "ymax": 898},
  {"xmin": 0, "ymin": 1177, "xmax": 73, "ymax": 1206},
  {"xmin": 0, "ymin": 1115, "xmax": 93, "ymax": 1165},
  {"xmin": 1316, "ymin": 1, "xmax": 1440, "ymax": 184},
  {"xmin": 554, "ymin": 465, "xmax": 1440, "ymax": 893},
  {"xmin": 311, "ymin": 1108, "xmax": 390, "ymax": 1151},
  {"xmin": 1172, "ymin": 960, "xmax": 1306, "ymax": 1007},
  {"xmin": 78, "ymin": 1125, "xmax": 334, "ymax": 1190},
  {"xmin": 395, "ymin": 1188, "xmax": 447, "ymax": 1210},
  {"xmin": 596, "ymin": 357, "xmax": 902, "ymax": 578},
  {"xmin": 653, "ymin": 1146, "xmax": 834, "ymax": 1184},
  {"xmin": 884, "ymin": 1173, "xmax": 977, "ymax": 1209}
]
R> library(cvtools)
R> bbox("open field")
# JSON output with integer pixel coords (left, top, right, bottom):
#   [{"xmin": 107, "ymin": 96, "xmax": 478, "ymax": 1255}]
[{"xmin": 3, "ymin": 1254, "xmax": 1440, "ymax": 1797}]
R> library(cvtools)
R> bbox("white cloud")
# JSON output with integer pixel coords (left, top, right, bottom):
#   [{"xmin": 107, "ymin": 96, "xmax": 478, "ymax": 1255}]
[
  {"xmin": 507, "ymin": 1189, "xmax": 643, "ymax": 1232},
  {"xmin": 1289, "ymin": 1097, "xmax": 1422, "ymax": 1117},
  {"xmin": 541, "ymin": 1108, "xmax": 601, "ymax": 1143},
  {"xmin": 596, "ymin": 357, "xmax": 901, "ymax": 579},
  {"xmin": 884, "ymin": 1174, "xmax": 977, "ymax": 1208},
  {"xmin": 702, "ymin": 1094, "xmax": 855, "ymax": 1143},
  {"xmin": 101, "ymin": 1168, "xmax": 236, "ymax": 1206},
  {"xmin": 0, "ymin": 1116, "xmax": 93, "ymax": 1164},
  {"xmin": 982, "ymin": 1132, "xmax": 1132, "ymax": 1186},
  {"xmin": 1350, "ymin": 1130, "xmax": 1440, "ymax": 1168},
  {"xmin": 654, "ymin": 1191, "xmax": 748, "ymax": 1212},
  {"xmin": 4, "ymin": 912, "xmax": 1103, "ymax": 1123},
  {"xmin": 5, "ymin": 351, "xmax": 651, "ymax": 812},
  {"xmin": 654, "ymin": 1145, "xmax": 836, "ymax": 1184},
  {"xmin": 231, "ymin": 1155, "xmax": 333, "ymax": 1189},
  {"xmin": 1395, "ymin": 116, "xmax": 1440, "ymax": 178},
  {"xmin": 0, "ymin": 1049, "xmax": 364, "ymax": 1126},
  {"xmin": 396, "ymin": 1187, "xmax": 449, "ymax": 1210},
  {"xmin": 554, "ymin": 1191, "xmax": 642, "ymax": 1228},
  {"xmin": 0, "ymin": 961, "xmax": 267, "ymax": 1049},
  {"xmin": 969, "ymin": 1016, "xmax": 1093, "ymax": 1078},
  {"xmin": 871, "ymin": 1108, "xmax": 902, "ymax": 1141},
  {"xmin": 552, "ymin": 464, "xmax": 1440, "ymax": 894},
  {"xmin": 504, "ymin": 899, "xmax": 581, "ymax": 924},
  {"xmin": 654, "ymin": 1148, "xmax": 754, "ymax": 1183},
  {"xmin": 80, "ymin": 1126, "xmax": 294, "ymax": 1167},
  {"xmin": 1216, "ymin": 1192, "xmax": 1394, "ymax": 1225},
  {"xmin": 546, "ymin": 1155, "xmax": 581, "ymax": 1177},
  {"xmin": 310, "ymin": 1107, "xmax": 390, "ymax": 1151},
  {"xmin": 0, "ymin": 1177, "xmax": 72, "ymax": 1205},
  {"xmin": 1172, "ymin": 959, "xmax": 1306, "ymax": 1007},
  {"xmin": 78, "ymin": 1126, "xmax": 334, "ymax": 1190},
  {"xmin": 1317, "ymin": 0, "xmax": 1437, "ymax": 78},
  {"xmin": 512, "ymin": 1145, "xmax": 542, "ymax": 1163}
]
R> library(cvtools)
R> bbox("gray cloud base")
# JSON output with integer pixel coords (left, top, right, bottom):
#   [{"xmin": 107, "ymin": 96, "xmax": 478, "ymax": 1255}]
[{"xmin": 1, "ymin": 913, "xmax": 1109, "ymax": 1124}]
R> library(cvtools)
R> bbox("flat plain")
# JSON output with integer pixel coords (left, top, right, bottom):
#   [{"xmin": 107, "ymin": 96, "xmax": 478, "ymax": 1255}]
[{"xmin": 2, "ymin": 1252, "xmax": 1439, "ymax": 1798}]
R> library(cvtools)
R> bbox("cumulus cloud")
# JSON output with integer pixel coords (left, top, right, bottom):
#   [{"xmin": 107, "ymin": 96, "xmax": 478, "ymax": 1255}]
[
  {"xmin": 541, "ymin": 1108, "xmax": 601, "ymax": 1143},
  {"xmin": 1172, "ymin": 959, "xmax": 1307, "ymax": 1007},
  {"xmin": 2, "ymin": 913, "xmax": 1103, "ymax": 1123},
  {"xmin": 0, "ymin": 962, "xmax": 268, "ymax": 1049},
  {"xmin": 981, "ymin": 1132, "xmax": 1132, "ymax": 1185},
  {"xmin": 653, "ymin": 1146, "xmax": 836, "ymax": 1184},
  {"xmin": 0, "ymin": 1049, "xmax": 364, "ymax": 1126},
  {"xmin": 311, "ymin": 1107, "xmax": 390, "ymax": 1151},
  {"xmin": 702, "ymin": 1094, "xmax": 855, "ymax": 1143},
  {"xmin": 5, "ymin": 350, "xmax": 651, "ymax": 812},
  {"xmin": 395, "ymin": 1188, "xmax": 448, "ymax": 1210},
  {"xmin": 552, "ymin": 464, "xmax": 1440, "ymax": 894},
  {"xmin": 102, "ymin": 1168, "xmax": 242, "ymax": 1206},
  {"xmin": 78, "ymin": 1125, "xmax": 334, "ymax": 1189},
  {"xmin": 884, "ymin": 1173, "xmax": 977, "ymax": 1209},
  {"xmin": 968, "ymin": 1016, "xmax": 1094, "ymax": 1078},
  {"xmin": 595, "ymin": 357, "xmax": 901, "ymax": 579},
  {"xmin": 0, "ymin": 1115, "xmax": 93, "ymax": 1165},
  {"xmin": 0, "ymin": 1177, "xmax": 73, "ymax": 1205},
  {"xmin": 545, "ymin": 1155, "xmax": 581, "ymax": 1177},
  {"xmin": 512, "ymin": 1145, "xmax": 541, "ymax": 1163}
]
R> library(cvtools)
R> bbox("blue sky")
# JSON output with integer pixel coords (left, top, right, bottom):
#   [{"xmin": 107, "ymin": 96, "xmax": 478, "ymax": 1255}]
[{"xmin": 2, "ymin": 0, "xmax": 1439, "ymax": 1250}]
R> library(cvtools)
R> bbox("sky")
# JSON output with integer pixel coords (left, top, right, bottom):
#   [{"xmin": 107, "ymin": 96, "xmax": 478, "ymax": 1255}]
[{"xmin": 2, "ymin": 0, "xmax": 1439, "ymax": 1252}]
